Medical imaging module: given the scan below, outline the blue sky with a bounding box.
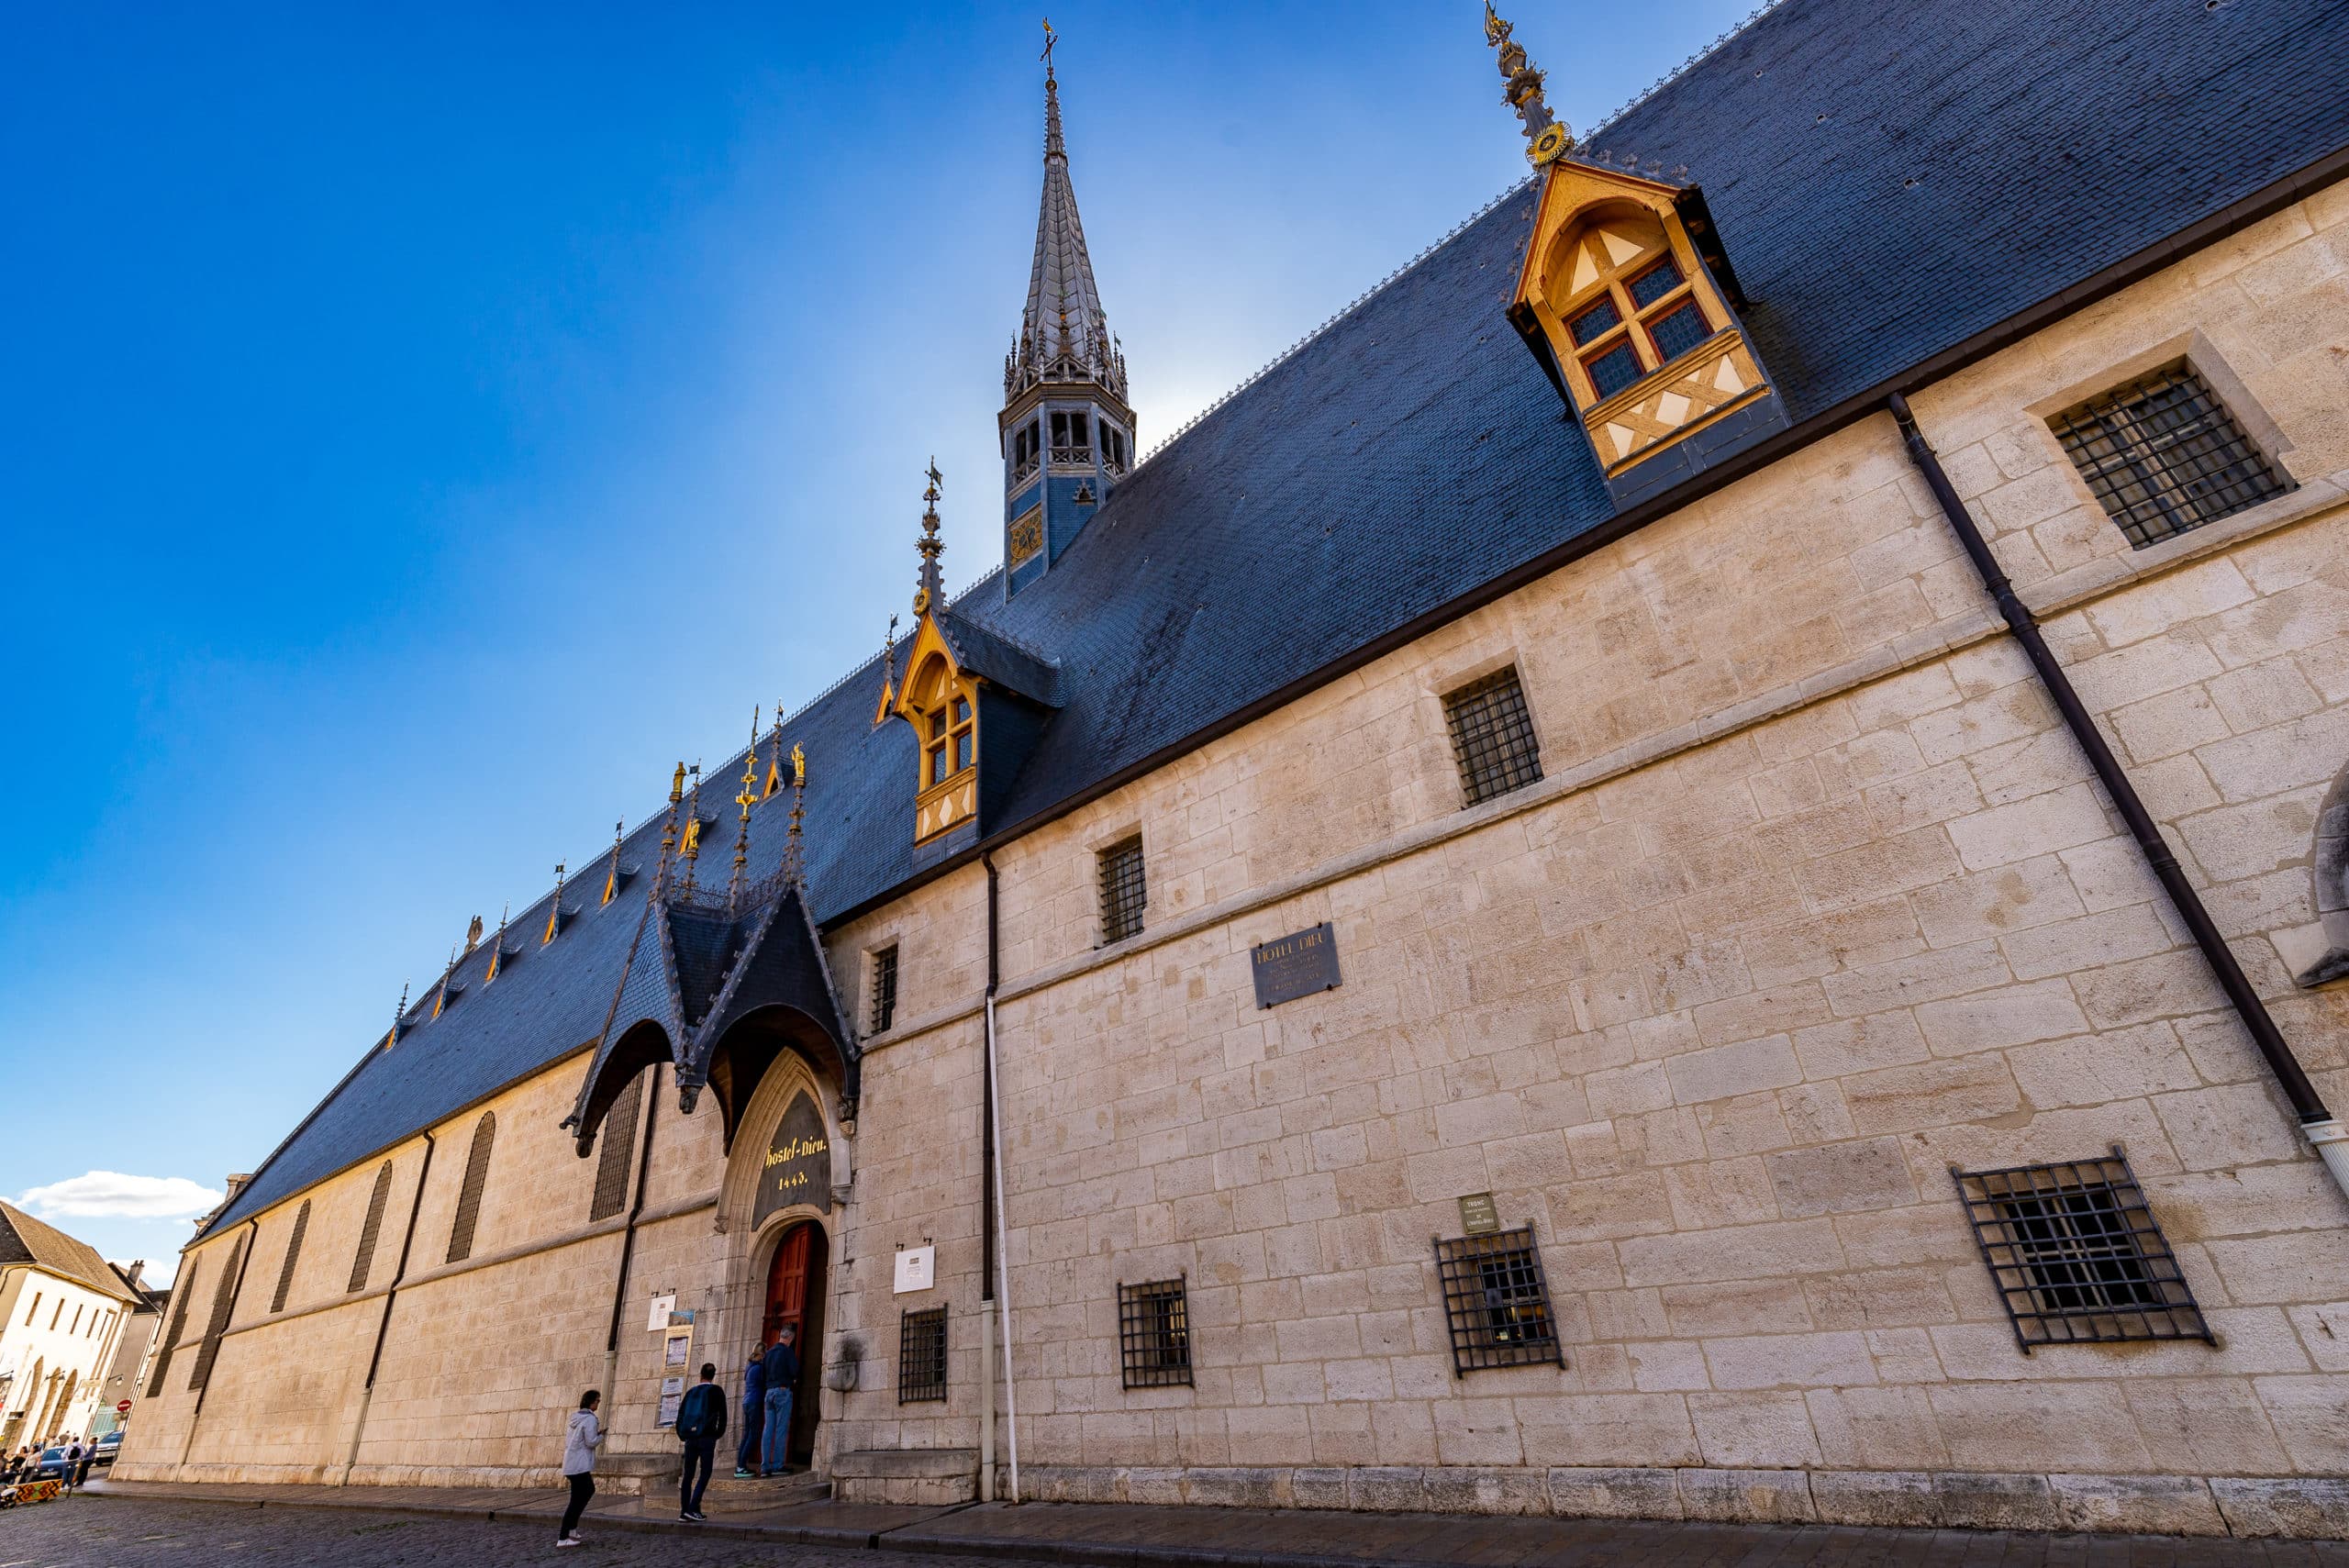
[0,1,1755,1278]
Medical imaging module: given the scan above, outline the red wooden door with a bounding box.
[763,1223,811,1348]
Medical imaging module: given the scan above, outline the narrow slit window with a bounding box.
[187,1232,248,1392]
[1954,1147,2211,1351]
[2049,362,2290,548]
[589,1071,645,1222]
[870,945,900,1035]
[1118,1277,1193,1388]
[1098,835,1146,946]
[1434,1227,1564,1374]
[447,1111,496,1263]
[898,1305,948,1403]
[148,1261,199,1395]
[1442,666,1543,806]
[349,1161,394,1293]
[269,1201,311,1314]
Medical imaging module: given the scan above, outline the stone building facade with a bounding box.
[116,0,2349,1540]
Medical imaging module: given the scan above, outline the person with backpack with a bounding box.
[674,1362,727,1521]
[732,1346,766,1478]
[757,1325,800,1478]
[60,1439,83,1495]
[556,1390,602,1548]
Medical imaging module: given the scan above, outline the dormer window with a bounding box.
[1555,216,1715,406]
[925,696,974,785]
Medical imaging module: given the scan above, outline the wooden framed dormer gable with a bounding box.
[890,611,981,844]
[1508,158,1780,487]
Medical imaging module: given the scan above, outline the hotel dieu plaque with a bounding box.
[1251,922,1341,1009]
[753,1091,832,1222]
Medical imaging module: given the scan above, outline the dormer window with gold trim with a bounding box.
[895,622,984,844]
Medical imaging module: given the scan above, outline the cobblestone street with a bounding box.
[5,1492,2349,1568]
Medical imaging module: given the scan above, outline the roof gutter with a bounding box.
[822,143,2349,932]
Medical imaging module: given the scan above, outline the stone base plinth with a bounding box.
[832,1448,976,1507]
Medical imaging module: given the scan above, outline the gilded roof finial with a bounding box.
[1484,3,1572,164]
[432,940,459,1019]
[1041,18,1063,159]
[485,903,509,983]
[603,819,625,905]
[655,762,685,895]
[679,763,705,896]
[783,743,809,888]
[874,614,900,719]
[729,708,760,914]
[386,981,409,1051]
[545,862,566,946]
[914,461,946,615]
[765,703,789,797]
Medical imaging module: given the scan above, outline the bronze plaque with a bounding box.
[752,1091,832,1224]
[1251,922,1341,1009]
[1458,1192,1500,1235]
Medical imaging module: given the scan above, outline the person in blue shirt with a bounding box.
[673,1363,727,1521]
[732,1347,767,1478]
[757,1325,800,1478]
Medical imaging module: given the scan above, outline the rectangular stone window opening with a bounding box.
[1442,666,1543,807]
[2049,361,2291,548]
[1953,1147,2212,1351]
[1118,1276,1193,1389]
[1433,1226,1564,1375]
[869,944,899,1035]
[898,1305,948,1403]
[1098,835,1146,946]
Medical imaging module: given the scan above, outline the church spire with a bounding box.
[1007,19,1125,404]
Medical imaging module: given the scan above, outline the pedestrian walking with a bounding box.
[732,1345,767,1478]
[556,1390,602,1548]
[674,1362,726,1521]
[72,1438,95,1490]
[60,1439,83,1494]
[757,1325,799,1478]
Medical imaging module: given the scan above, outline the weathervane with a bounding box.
[1041,16,1056,68]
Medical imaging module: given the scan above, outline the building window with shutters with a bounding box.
[350,1162,394,1293]
[447,1112,496,1263]
[270,1201,311,1314]
[589,1072,645,1222]
[1442,666,1543,806]
[2049,361,2291,548]
[870,944,900,1035]
[1098,835,1146,946]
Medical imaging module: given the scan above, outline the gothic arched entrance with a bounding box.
[759,1220,828,1470]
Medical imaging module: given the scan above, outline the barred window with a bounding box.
[870,945,900,1035]
[1954,1147,2211,1351]
[2050,362,2290,549]
[349,1161,394,1293]
[1118,1277,1192,1388]
[447,1112,496,1263]
[269,1201,311,1315]
[1442,667,1542,806]
[898,1305,948,1403]
[589,1071,645,1222]
[1434,1227,1564,1374]
[188,1233,248,1392]
[1098,836,1146,946]
[148,1259,198,1396]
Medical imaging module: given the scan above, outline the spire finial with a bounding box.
[1483,4,1572,164]
[545,862,566,945]
[1041,18,1063,159]
[603,819,624,906]
[431,940,458,1019]
[485,902,510,983]
[783,744,808,888]
[679,764,704,897]
[386,981,409,1050]
[729,708,760,914]
[915,461,946,614]
[656,762,685,897]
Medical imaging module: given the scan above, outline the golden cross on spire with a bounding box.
[1040,17,1056,67]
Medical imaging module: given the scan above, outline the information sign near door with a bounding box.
[1251,923,1341,1008]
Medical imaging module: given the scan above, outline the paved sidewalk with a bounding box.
[80,1477,2349,1566]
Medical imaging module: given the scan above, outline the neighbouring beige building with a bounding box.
[117,0,2349,1540]
[0,1204,143,1451]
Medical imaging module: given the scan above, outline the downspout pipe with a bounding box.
[1887,395,2349,1192]
[981,855,1020,1503]
[343,1129,436,1481]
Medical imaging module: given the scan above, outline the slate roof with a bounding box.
[0,1203,142,1304]
[209,0,2349,1235]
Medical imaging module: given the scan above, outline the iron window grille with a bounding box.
[2050,362,2290,549]
[1118,1277,1194,1388]
[270,1201,310,1315]
[1953,1147,2211,1351]
[1434,1226,1564,1375]
[871,944,900,1034]
[447,1111,496,1263]
[350,1161,394,1292]
[187,1232,248,1392]
[898,1306,948,1403]
[589,1071,645,1222]
[147,1258,198,1396]
[1442,667,1544,807]
[1098,836,1147,946]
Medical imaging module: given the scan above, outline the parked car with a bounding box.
[92,1431,123,1466]
[31,1446,68,1481]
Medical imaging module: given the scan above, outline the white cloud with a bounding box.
[15,1172,223,1220]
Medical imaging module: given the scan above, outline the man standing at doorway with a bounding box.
[733,1344,766,1478]
[757,1325,799,1478]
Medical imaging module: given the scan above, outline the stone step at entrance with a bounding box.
[596,1451,682,1497]
[652,1468,832,1516]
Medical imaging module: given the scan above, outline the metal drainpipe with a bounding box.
[981,854,1020,1502]
[342,1129,436,1481]
[1887,394,2349,1193]
[603,1063,664,1404]
[979,857,998,1501]
[176,1218,257,1468]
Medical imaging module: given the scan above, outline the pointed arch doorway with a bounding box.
[759,1220,827,1471]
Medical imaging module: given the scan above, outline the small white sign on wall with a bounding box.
[646,1292,677,1331]
[893,1245,935,1295]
